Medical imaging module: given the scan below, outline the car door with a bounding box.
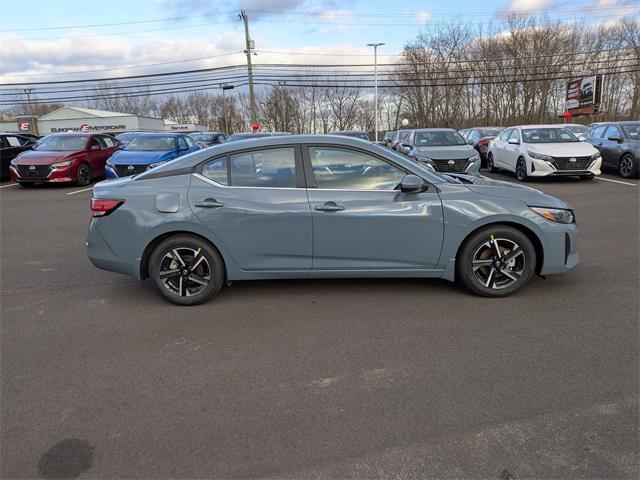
[600,125,624,167]
[303,145,444,271]
[587,124,608,161]
[492,128,512,167]
[502,129,521,172]
[189,145,312,272]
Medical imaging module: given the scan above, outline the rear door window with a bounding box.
[230,147,296,188]
[202,157,228,185]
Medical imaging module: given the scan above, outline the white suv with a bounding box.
[487,125,602,181]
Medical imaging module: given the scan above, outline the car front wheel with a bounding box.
[76,163,91,186]
[618,154,638,179]
[515,157,529,182]
[149,234,225,306]
[457,225,536,297]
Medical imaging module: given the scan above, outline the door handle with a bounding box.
[195,198,225,208]
[315,202,345,212]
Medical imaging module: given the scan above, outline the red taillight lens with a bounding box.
[90,198,124,217]
[478,139,491,145]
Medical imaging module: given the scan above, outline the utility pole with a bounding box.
[24,88,39,136]
[221,84,234,134]
[367,43,384,142]
[240,10,257,127]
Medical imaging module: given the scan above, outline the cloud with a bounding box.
[507,0,556,13]
[416,12,431,24]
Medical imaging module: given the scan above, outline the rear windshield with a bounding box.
[192,133,215,142]
[522,128,579,143]
[125,136,176,151]
[35,136,88,151]
[477,128,502,137]
[414,131,466,146]
[115,132,138,141]
[622,123,640,139]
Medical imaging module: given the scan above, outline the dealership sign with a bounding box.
[51,124,127,133]
[565,75,602,110]
[19,121,30,131]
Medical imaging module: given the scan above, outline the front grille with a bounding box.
[552,156,591,171]
[432,158,467,172]
[114,165,148,177]
[17,165,50,178]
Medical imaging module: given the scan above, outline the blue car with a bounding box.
[105,133,200,179]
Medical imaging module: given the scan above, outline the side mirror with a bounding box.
[400,145,411,154]
[607,135,622,143]
[400,174,427,193]
[90,144,101,151]
[507,138,520,145]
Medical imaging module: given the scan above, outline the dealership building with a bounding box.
[0,106,205,135]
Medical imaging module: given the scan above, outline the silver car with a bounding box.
[87,135,579,305]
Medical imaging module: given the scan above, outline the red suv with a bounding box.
[9,133,120,186]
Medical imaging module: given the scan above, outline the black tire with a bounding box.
[579,175,595,181]
[456,225,536,297]
[149,234,225,306]
[515,157,529,182]
[76,163,91,186]
[618,154,639,179]
[487,152,497,173]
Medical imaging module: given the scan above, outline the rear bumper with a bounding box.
[86,219,141,278]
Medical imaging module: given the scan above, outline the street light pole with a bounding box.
[366,43,384,142]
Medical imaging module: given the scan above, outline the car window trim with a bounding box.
[301,143,435,193]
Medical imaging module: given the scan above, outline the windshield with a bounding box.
[563,125,588,134]
[125,136,176,151]
[116,132,138,141]
[414,131,466,146]
[477,128,502,138]
[522,128,579,143]
[622,123,640,140]
[35,135,88,151]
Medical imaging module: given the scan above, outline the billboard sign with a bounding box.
[565,75,602,110]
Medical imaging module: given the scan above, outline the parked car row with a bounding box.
[380,120,639,180]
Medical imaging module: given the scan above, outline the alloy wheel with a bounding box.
[472,236,525,289]
[159,247,211,297]
[516,159,527,181]
[77,164,90,186]
[619,155,634,178]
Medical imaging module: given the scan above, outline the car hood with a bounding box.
[414,145,477,159]
[110,150,175,165]
[14,150,82,165]
[448,174,572,209]
[524,142,597,157]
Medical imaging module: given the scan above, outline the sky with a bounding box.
[0,0,638,82]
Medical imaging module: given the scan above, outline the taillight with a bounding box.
[478,139,491,145]
[90,198,124,217]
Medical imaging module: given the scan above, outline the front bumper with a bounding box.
[9,164,76,183]
[538,221,579,275]
[528,157,601,177]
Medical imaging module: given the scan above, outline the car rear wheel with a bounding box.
[515,157,529,182]
[618,154,638,179]
[487,153,497,173]
[457,225,536,297]
[149,235,225,306]
[76,163,91,186]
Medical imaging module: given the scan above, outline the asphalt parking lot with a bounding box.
[1,171,638,479]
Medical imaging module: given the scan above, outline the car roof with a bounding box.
[135,132,183,137]
[515,125,570,129]
[412,128,458,132]
[328,130,368,134]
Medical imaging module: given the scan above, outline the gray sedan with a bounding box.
[87,135,579,305]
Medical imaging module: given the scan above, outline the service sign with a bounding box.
[565,75,601,110]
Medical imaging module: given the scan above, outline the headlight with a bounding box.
[528,151,554,162]
[530,207,575,224]
[467,154,480,163]
[148,161,167,169]
[50,160,72,169]
[590,152,601,161]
